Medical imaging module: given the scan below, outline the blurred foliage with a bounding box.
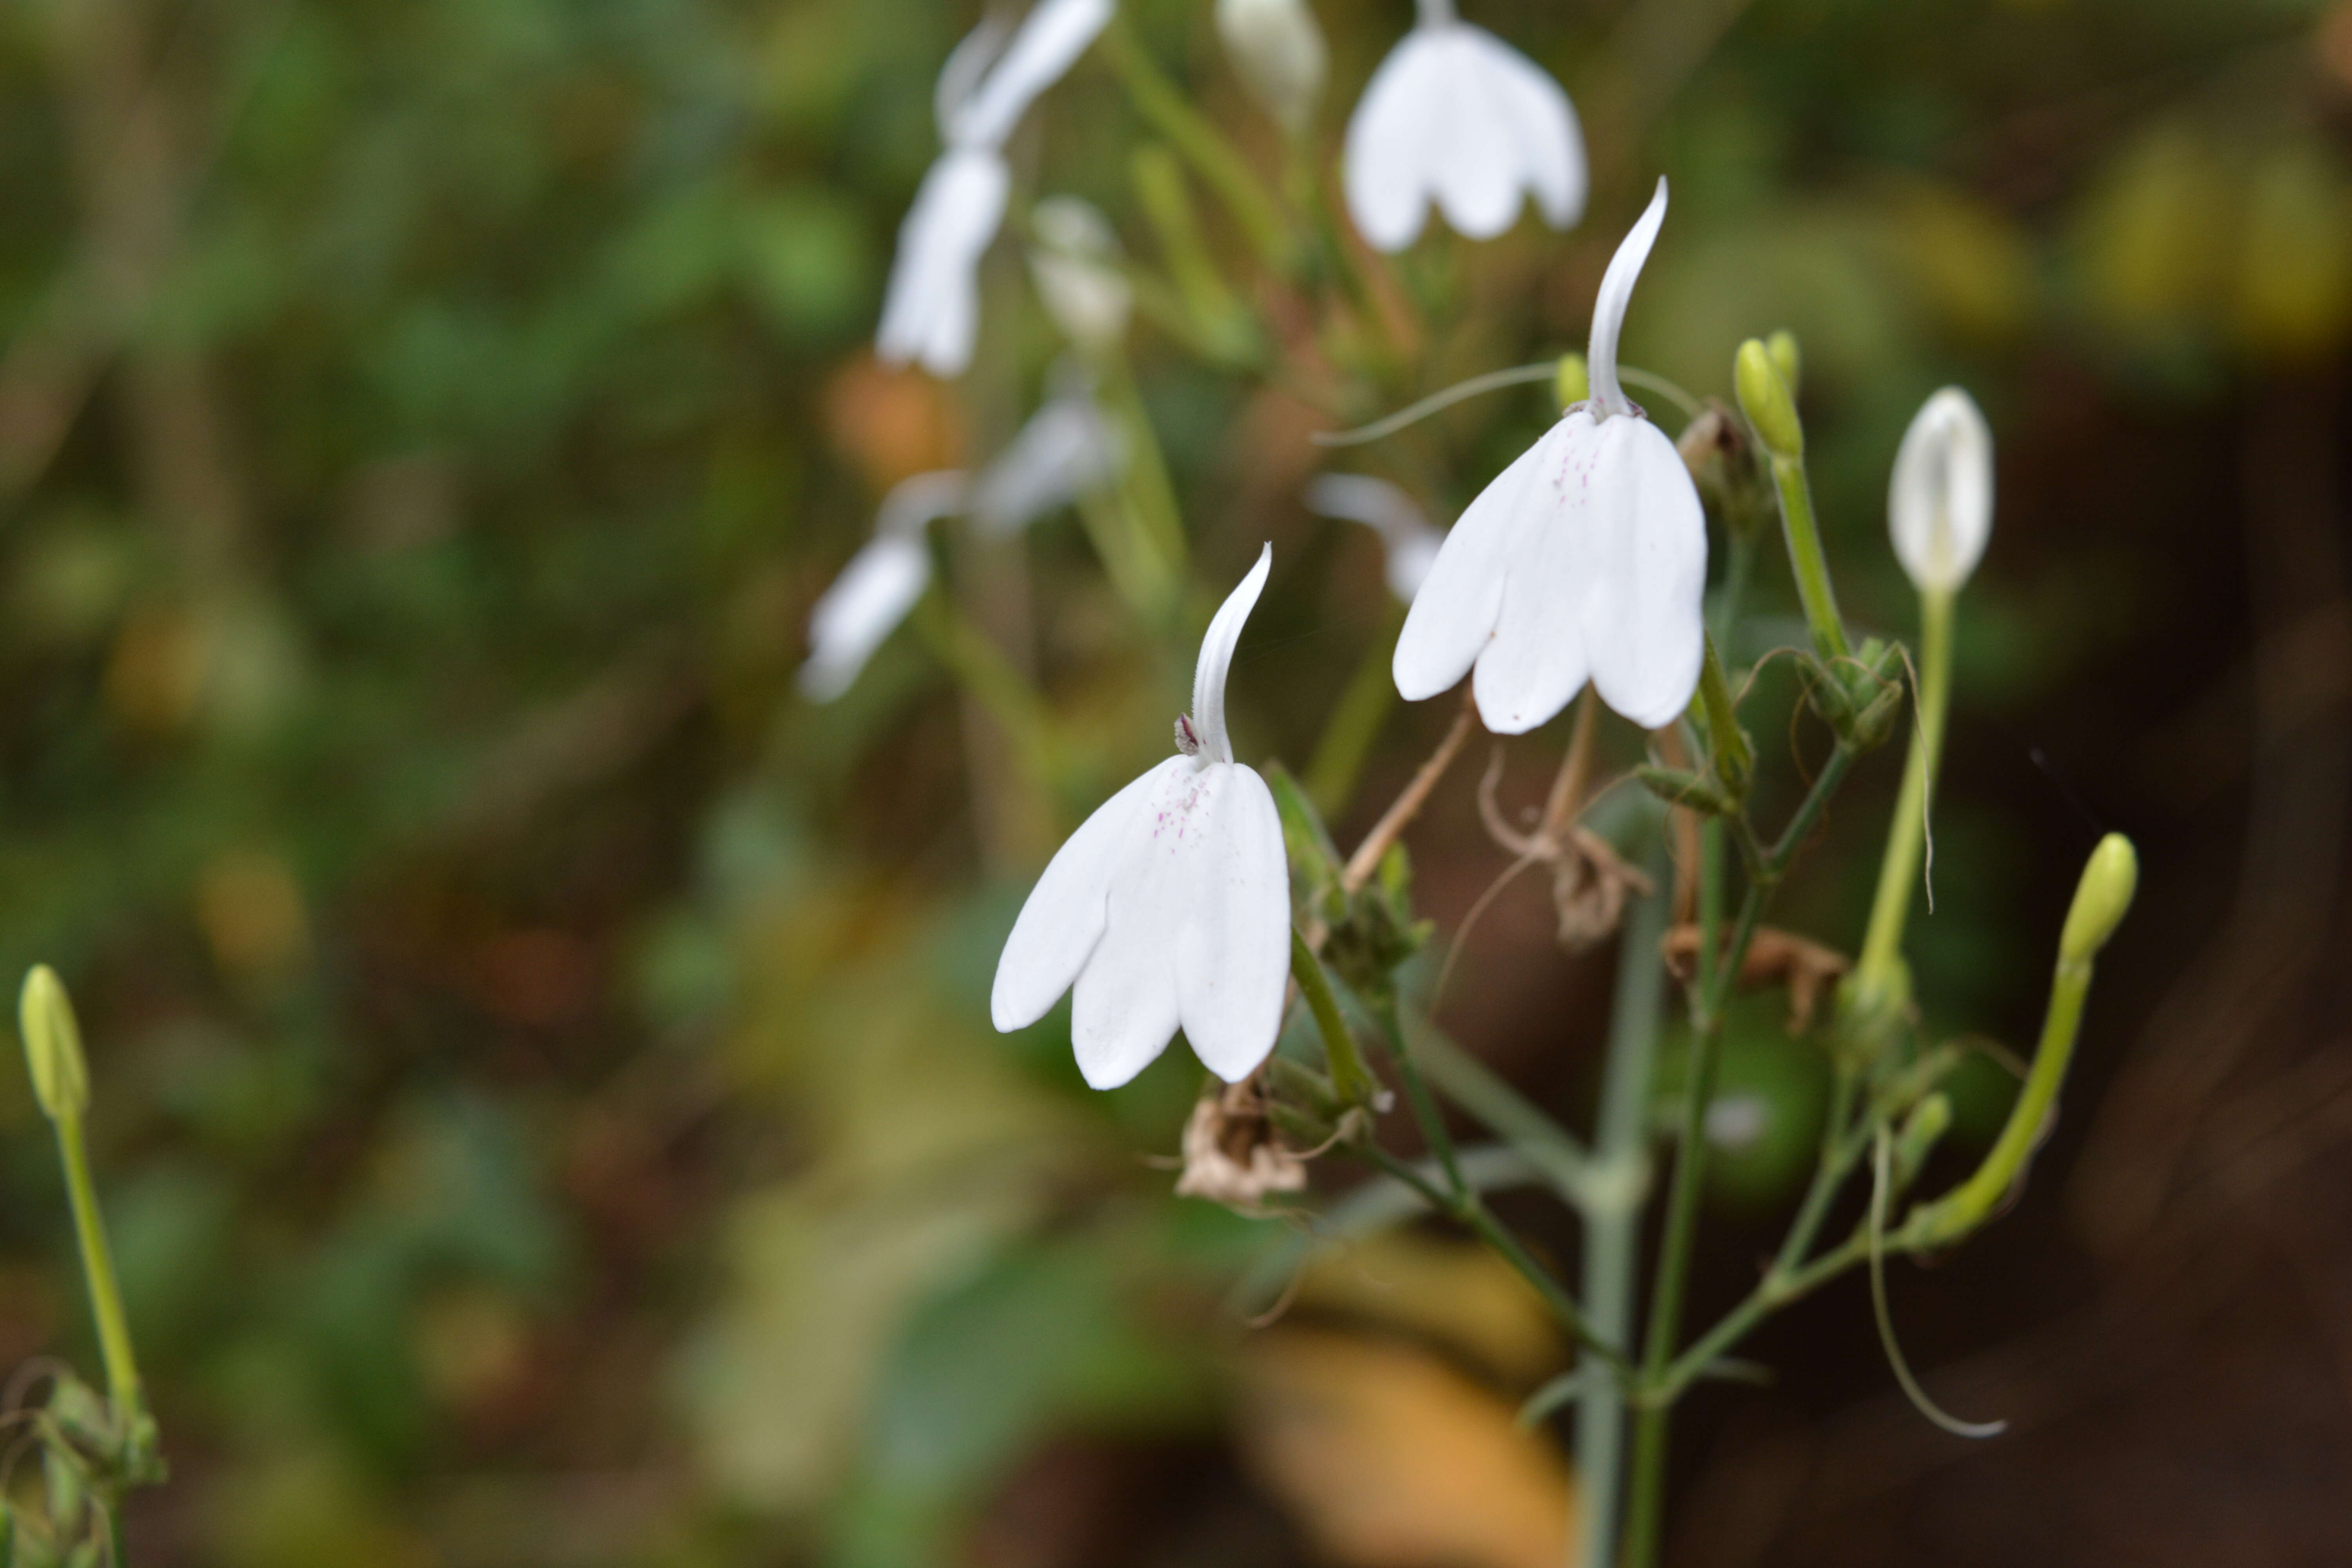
[0,0,2341,1563]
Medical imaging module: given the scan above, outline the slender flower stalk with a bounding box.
[1852,389,1994,1018]
[1393,180,1707,733]
[993,548,1292,1088]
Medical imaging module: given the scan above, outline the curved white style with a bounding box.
[1342,0,1585,252]
[1392,179,1707,733]
[876,0,1113,376]
[1303,473,1443,603]
[992,547,1291,1090]
[1889,387,1993,594]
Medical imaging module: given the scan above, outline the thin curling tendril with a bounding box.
[1314,363,1703,447]
[1869,1124,2007,1439]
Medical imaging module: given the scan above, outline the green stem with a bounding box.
[1767,450,1850,663]
[912,595,1063,801]
[54,1115,140,1411]
[1290,932,1374,1107]
[1412,1020,1593,1205]
[1096,20,1291,273]
[1303,610,1403,821]
[1770,1066,1862,1280]
[1097,354,1190,585]
[1852,586,1954,1010]
[1574,857,1671,1568]
[1904,946,2097,1249]
[1374,993,1465,1201]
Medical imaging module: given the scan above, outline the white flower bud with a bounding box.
[1026,196,1131,353]
[1888,388,1993,594]
[1216,0,1327,136]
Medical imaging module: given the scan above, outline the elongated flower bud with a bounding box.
[1734,339,1802,459]
[1553,352,1588,410]
[1766,328,1802,398]
[20,965,89,1122]
[2059,833,2138,965]
[1216,0,1326,136]
[1889,387,1993,593]
[1027,196,1131,353]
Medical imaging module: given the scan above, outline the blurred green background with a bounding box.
[0,0,2347,1563]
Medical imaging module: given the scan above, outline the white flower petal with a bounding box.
[1392,430,1546,699]
[1472,417,1595,733]
[971,393,1122,535]
[1422,31,1534,242]
[797,533,933,703]
[1587,178,1668,417]
[1175,762,1290,1082]
[948,0,1113,151]
[1465,25,1584,229]
[1343,23,1583,252]
[1580,417,1707,729]
[935,13,1012,134]
[991,757,1171,1034]
[1342,31,1446,251]
[1889,386,1993,593]
[1192,544,1272,766]
[1304,474,1442,603]
[1216,0,1327,135]
[876,149,1009,377]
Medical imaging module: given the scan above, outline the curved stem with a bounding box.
[1766,450,1850,662]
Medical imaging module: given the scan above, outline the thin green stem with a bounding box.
[1766,451,1850,662]
[54,1116,140,1410]
[1378,998,1465,1201]
[1303,610,1403,821]
[1574,857,1671,1568]
[1771,1066,1861,1280]
[1291,932,1374,1107]
[913,594,1063,799]
[1097,354,1189,584]
[1412,1021,1593,1205]
[1096,20,1291,272]
[1853,586,1954,1010]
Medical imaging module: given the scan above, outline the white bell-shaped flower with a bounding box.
[1303,474,1443,603]
[992,547,1291,1090]
[875,0,1113,377]
[797,472,967,702]
[1026,197,1132,354]
[1342,0,1585,253]
[1216,0,1327,136]
[1392,180,1706,733]
[970,374,1124,535]
[1888,387,1993,594]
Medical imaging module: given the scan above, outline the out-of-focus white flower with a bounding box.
[1216,0,1327,136]
[876,0,1114,377]
[992,546,1290,1090]
[971,377,1124,535]
[1888,387,1993,595]
[1393,179,1706,733]
[1342,0,1584,253]
[1027,197,1132,354]
[1303,473,1443,603]
[797,471,968,702]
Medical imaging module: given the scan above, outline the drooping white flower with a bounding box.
[1392,179,1706,733]
[797,471,967,702]
[1303,473,1443,603]
[1216,0,1327,136]
[970,373,1124,535]
[1342,0,1585,253]
[875,0,1114,377]
[1888,387,1993,594]
[993,546,1290,1090]
[1026,197,1132,354]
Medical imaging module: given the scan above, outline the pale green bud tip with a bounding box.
[1553,352,1588,411]
[20,964,89,1122]
[1765,329,1801,397]
[1900,1091,1952,1149]
[1734,339,1802,458]
[2059,833,2138,964]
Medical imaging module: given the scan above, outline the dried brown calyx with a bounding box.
[1176,1073,1310,1207]
[1661,923,1851,1032]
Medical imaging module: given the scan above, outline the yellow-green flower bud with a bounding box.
[1766,328,1802,398]
[2059,833,2138,965]
[1553,352,1588,411]
[1734,338,1802,459]
[1891,1091,1952,1191]
[19,965,88,1123]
